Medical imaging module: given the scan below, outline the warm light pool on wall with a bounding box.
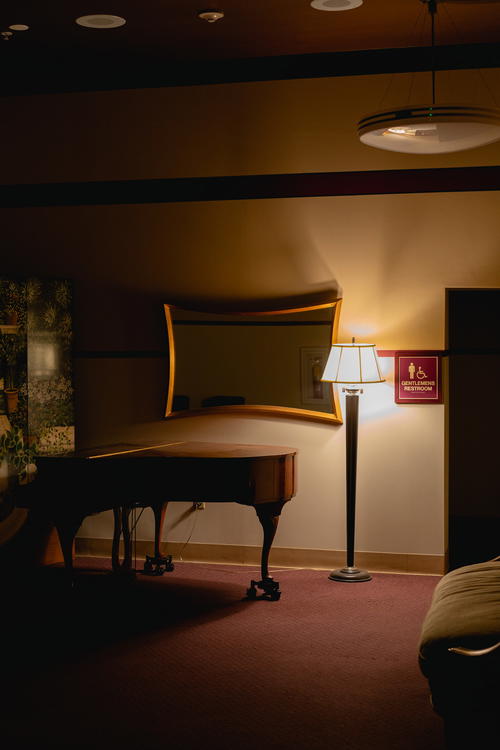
[358,0,500,154]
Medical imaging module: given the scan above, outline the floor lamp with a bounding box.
[322,338,385,582]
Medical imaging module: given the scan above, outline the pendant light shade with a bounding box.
[357,0,500,155]
[358,104,500,154]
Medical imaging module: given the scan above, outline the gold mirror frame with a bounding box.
[164,292,343,424]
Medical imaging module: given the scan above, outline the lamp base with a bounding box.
[329,566,372,582]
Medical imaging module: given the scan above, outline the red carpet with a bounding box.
[1,560,444,749]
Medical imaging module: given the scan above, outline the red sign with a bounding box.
[395,352,442,404]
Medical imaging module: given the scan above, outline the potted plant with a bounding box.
[1,279,22,326]
[0,332,21,413]
[0,426,37,486]
[0,427,38,553]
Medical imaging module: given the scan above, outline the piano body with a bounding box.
[18,441,297,600]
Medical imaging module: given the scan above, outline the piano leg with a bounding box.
[54,516,82,586]
[111,507,134,575]
[142,502,174,576]
[121,506,133,571]
[247,501,285,601]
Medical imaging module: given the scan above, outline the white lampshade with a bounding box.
[321,341,385,384]
[358,104,500,154]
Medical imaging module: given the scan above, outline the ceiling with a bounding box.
[2,0,500,95]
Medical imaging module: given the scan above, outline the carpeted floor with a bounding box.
[1,559,444,750]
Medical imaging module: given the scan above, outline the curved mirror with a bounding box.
[164,296,342,424]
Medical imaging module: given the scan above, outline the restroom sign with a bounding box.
[395,352,442,404]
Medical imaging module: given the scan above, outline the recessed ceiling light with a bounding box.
[75,15,126,29]
[9,24,30,31]
[310,0,363,11]
[197,9,225,23]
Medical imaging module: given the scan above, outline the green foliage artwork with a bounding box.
[0,277,75,539]
[25,278,74,454]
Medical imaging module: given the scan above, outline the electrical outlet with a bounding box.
[193,502,205,510]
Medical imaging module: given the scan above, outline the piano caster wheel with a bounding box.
[246,584,257,600]
[142,554,175,576]
[246,577,281,601]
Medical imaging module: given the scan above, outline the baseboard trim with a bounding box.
[76,538,444,575]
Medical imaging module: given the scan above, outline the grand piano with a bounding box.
[18,441,297,600]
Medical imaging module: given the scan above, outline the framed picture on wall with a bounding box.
[300,347,331,407]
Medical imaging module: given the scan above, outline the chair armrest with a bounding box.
[448,640,500,657]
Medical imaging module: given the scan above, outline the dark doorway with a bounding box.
[447,288,500,570]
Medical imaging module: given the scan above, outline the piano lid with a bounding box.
[82,441,297,460]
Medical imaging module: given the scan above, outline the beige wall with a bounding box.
[3,70,500,183]
[2,69,500,557]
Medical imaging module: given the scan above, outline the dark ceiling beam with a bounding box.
[2,166,500,207]
[3,42,500,96]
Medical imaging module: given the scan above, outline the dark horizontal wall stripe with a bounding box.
[75,347,500,360]
[378,349,500,357]
[74,350,167,359]
[5,42,500,95]
[3,166,500,208]
[377,350,446,358]
[448,348,500,355]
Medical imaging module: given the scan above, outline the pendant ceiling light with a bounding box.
[358,0,500,154]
